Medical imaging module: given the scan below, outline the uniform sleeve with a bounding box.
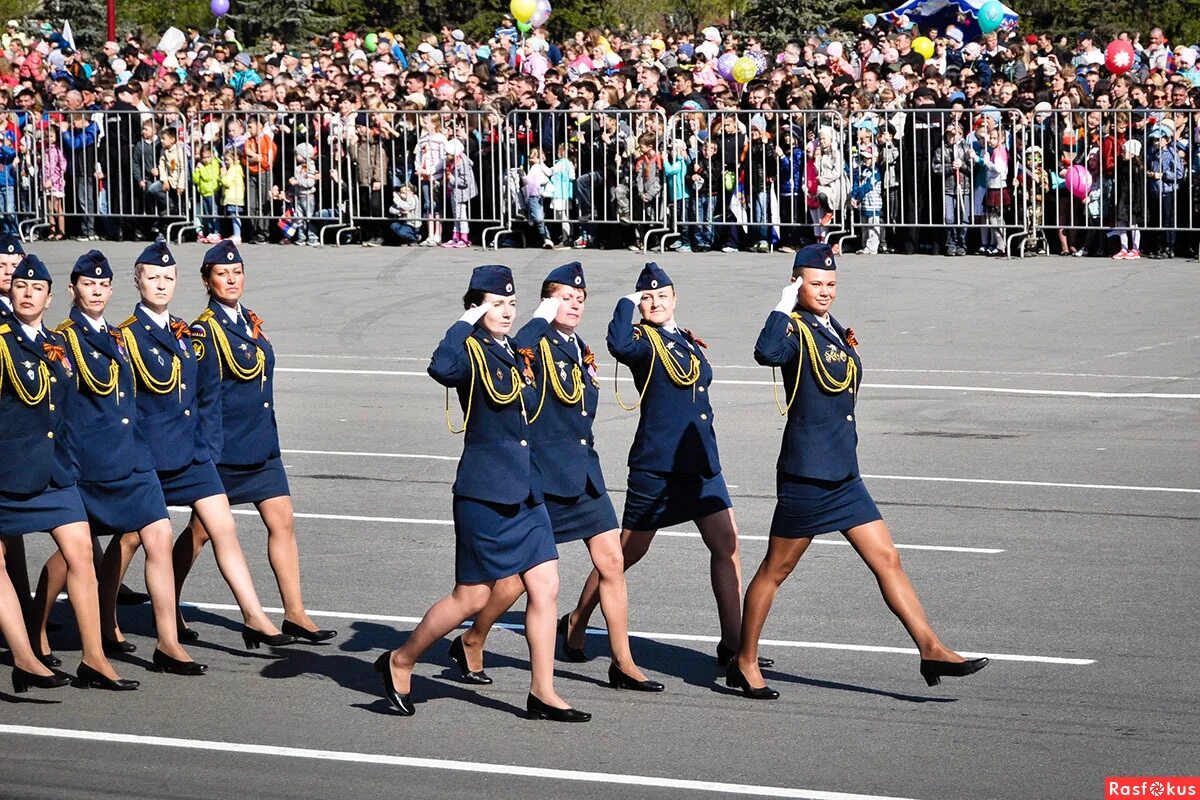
[427,321,475,387]
[510,317,550,352]
[192,323,224,461]
[754,311,801,368]
[606,297,652,365]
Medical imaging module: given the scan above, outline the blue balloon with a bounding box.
[978,0,1005,33]
[863,13,877,28]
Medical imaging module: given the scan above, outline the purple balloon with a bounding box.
[717,52,738,80]
[211,0,230,16]
[748,50,769,74]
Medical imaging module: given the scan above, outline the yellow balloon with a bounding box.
[912,36,935,59]
[510,0,537,22]
[732,56,758,84]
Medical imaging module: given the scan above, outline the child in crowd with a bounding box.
[664,139,691,251]
[220,147,245,242]
[442,138,476,247]
[1145,125,1183,259]
[289,142,320,246]
[521,147,555,248]
[1111,139,1144,259]
[631,131,663,250]
[191,143,222,243]
[415,114,446,246]
[979,126,1009,255]
[549,142,575,247]
[39,121,67,239]
[153,126,187,217]
[1020,145,1050,256]
[933,125,972,256]
[131,118,160,237]
[690,138,719,252]
[386,183,421,245]
[850,124,882,254]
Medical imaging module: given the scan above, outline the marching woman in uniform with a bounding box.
[457,262,662,693]
[166,241,334,643]
[731,244,987,698]
[562,262,770,671]
[117,241,294,650]
[0,254,134,691]
[375,265,589,722]
[28,251,205,676]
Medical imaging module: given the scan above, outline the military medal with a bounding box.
[495,367,505,381]
[556,359,568,381]
[91,350,101,360]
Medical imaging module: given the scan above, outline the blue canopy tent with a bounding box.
[881,0,1019,41]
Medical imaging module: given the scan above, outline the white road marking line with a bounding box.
[163,508,999,553]
[278,449,1200,495]
[281,355,1199,381]
[274,367,1200,399]
[0,726,917,800]
[176,602,1094,666]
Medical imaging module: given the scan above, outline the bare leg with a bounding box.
[0,540,53,676]
[585,529,646,679]
[170,512,209,630]
[51,522,122,680]
[460,574,525,670]
[137,519,191,661]
[521,559,571,708]
[98,532,142,642]
[695,508,745,651]
[737,535,812,687]
[567,529,654,649]
[385,582,494,694]
[843,520,962,662]
[188,495,279,635]
[30,550,66,655]
[2,536,34,626]
[256,496,319,631]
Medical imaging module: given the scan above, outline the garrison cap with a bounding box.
[0,234,24,256]
[12,254,52,285]
[543,261,585,289]
[792,243,837,274]
[135,239,176,267]
[71,249,113,280]
[469,265,515,296]
[635,261,672,292]
[203,239,243,267]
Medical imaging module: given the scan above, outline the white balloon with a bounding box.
[531,0,551,26]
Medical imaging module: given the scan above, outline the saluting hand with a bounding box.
[623,292,645,305]
[533,297,561,322]
[775,280,801,313]
[459,304,490,325]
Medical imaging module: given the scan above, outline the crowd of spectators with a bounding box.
[1,15,1198,258]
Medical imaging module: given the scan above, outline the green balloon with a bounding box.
[364,32,379,52]
[517,20,532,33]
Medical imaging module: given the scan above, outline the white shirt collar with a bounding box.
[19,321,41,341]
[80,312,107,333]
[138,303,170,328]
[0,295,11,312]
[216,301,243,324]
[553,326,576,341]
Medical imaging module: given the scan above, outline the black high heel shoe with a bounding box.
[447,636,493,685]
[36,651,62,668]
[724,662,780,700]
[608,663,664,692]
[76,662,139,691]
[178,627,201,643]
[557,614,587,662]
[117,588,152,606]
[281,619,338,643]
[919,656,989,687]
[716,642,773,669]
[526,693,591,722]
[241,626,298,650]
[152,649,208,676]
[102,637,137,655]
[12,666,73,694]
[373,651,414,716]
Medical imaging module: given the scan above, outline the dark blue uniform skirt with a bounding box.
[218,456,291,506]
[621,468,733,531]
[157,459,227,507]
[0,485,87,536]
[77,469,170,536]
[452,496,558,584]
[769,474,882,538]
[545,485,620,544]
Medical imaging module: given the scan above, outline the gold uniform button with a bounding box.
[700,413,708,420]
[47,431,54,439]
[50,377,57,383]
[48,404,55,411]
[121,418,129,425]
[520,439,528,447]
[263,402,270,408]
[181,383,187,390]
[846,415,854,421]
[119,391,126,398]
[184,409,191,416]
[698,386,706,393]
[849,387,854,394]
[581,410,588,417]
[579,439,587,445]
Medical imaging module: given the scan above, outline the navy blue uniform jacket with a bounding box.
[429,320,543,506]
[753,309,862,482]
[191,299,281,466]
[56,307,156,482]
[606,297,721,476]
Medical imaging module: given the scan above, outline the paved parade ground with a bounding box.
[2,243,1197,800]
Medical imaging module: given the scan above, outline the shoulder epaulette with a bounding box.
[194,308,216,325]
[55,318,75,334]
[0,323,9,335]
[118,315,138,329]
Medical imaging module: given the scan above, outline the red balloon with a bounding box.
[1105,40,1135,75]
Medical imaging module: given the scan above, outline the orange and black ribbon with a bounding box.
[109,328,126,350]
[517,347,537,386]
[42,341,67,363]
[682,328,708,349]
[582,346,597,370]
[246,309,267,341]
[169,319,190,340]
[845,327,858,349]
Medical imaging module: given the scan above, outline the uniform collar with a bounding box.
[19,320,42,341]
[78,310,108,332]
[138,303,170,328]
[215,299,243,324]
[0,295,11,312]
